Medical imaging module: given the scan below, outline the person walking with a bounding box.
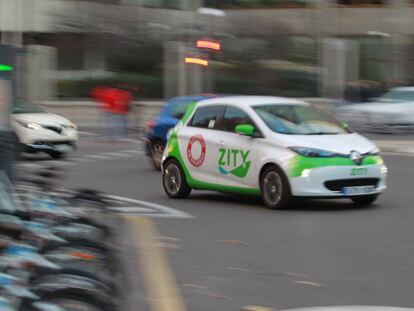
[114,84,132,139]
[91,84,132,141]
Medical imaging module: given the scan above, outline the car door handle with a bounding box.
[218,140,225,146]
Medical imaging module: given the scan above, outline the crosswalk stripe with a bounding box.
[85,155,116,160]
[121,149,144,154]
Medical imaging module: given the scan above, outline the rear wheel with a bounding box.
[150,141,164,171]
[162,159,191,198]
[260,165,292,209]
[351,194,378,206]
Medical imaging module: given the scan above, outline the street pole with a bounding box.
[0,0,24,181]
[0,45,18,181]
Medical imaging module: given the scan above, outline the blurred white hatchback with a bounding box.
[11,99,78,158]
[338,87,414,132]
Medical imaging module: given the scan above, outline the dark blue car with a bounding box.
[143,95,218,170]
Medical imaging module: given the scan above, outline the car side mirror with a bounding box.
[235,124,255,137]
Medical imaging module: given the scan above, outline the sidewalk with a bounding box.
[375,140,414,155]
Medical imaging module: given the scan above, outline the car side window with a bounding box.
[189,106,223,129]
[222,106,256,133]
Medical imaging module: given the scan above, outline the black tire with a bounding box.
[351,194,379,206]
[260,165,292,209]
[23,289,115,311]
[150,141,165,171]
[50,152,66,159]
[162,158,191,198]
[31,268,117,294]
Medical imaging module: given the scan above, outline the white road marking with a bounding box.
[293,280,322,287]
[15,163,42,169]
[85,155,116,160]
[122,149,144,154]
[241,306,274,311]
[109,152,136,158]
[54,161,75,166]
[78,131,97,136]
[106,194,194,219]
[103,152,130,157]
[110,207,154,213]
[75,158,94,163]
[15,185,194,219]
[119,138,141,144]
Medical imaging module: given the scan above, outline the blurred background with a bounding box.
[1,0,414,131]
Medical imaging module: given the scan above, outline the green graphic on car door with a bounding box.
[218,148,251,178]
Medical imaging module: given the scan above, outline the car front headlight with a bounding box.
[290,147,337,158]
[15,120,42,130]
[369,146,380,155]
[66,122,77,130]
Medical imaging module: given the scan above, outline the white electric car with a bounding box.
[162,96,387,209]
[11,99,78,159]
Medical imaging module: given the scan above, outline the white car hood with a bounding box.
[275,133,376,155]
[12,113,71,126]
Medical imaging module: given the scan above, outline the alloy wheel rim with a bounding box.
[164,164,181,195]
[263,171,282,205]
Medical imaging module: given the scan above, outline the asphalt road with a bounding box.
[18,139,414,311]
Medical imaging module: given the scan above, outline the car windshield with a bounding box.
[12,99,44,114]
[254,104,351,135]
[379,90,414,102]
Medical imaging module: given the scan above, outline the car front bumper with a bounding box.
[24,140,77,154]
[289,164,387,197]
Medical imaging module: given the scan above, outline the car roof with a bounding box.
[197,95,308,107]
[166,95,216,105]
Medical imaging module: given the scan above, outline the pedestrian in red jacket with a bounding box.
[91,85,132,141]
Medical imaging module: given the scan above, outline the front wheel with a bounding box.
[260,166,292,209]
[351,194,379,206]
[150,141,164,171]
[50,152,66,159]
[162,159,191,198]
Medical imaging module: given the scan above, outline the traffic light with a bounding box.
[0,64,13,72]
[0,45,15,79]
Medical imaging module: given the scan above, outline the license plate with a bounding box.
[55,144,73,153]
[342,186,375,195]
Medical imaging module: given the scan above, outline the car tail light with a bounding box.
[146,120,156,132]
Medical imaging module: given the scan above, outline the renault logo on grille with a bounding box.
[350,150,363,165]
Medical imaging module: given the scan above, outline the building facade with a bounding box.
[1,0,414,98]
